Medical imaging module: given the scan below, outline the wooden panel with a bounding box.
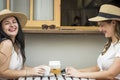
[6,0,10,9]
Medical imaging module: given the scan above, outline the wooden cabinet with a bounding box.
[6,0,60,27]
[1,0,115,34]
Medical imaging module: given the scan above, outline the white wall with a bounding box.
[25,34,106,69]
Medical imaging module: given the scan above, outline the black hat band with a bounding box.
[98,12,120,18]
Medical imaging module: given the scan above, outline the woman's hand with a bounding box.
[65,67,81,77]
[28,65,46,76]
[33,66,45,76]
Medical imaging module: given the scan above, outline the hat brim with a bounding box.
[0,12,27,27]
[88,16,110,22]
[88,16,120,22]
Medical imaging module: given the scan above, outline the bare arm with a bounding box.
[0,40,28,78]
[66,57,120,80]
[0,40,45,79]
[79,57,120,79]
[78,65,100,72]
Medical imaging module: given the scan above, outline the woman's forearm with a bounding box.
[0,66,35,79]
[78,71,115,80]
[78,65,100,72]
[0,69,26,79]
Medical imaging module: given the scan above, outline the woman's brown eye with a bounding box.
[13,20,17,23]
[5,22,10,25]
[13,21,17,23]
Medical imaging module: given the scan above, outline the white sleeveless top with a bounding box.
[9,47,23,70]
[0,47,23,80]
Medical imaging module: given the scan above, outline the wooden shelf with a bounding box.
[22,26,101,34]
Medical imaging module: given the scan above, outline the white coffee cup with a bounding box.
[42,66,51,76]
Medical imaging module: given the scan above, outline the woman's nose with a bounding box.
[10,23,14,27]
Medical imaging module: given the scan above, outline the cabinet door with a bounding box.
[10,0,30,20]
[34,0,54,21]
[61,0,101,26]
[0,0,6,11]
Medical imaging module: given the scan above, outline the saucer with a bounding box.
[43,73,54,77]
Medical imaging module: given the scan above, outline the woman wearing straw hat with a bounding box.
[0,9,46,79]
[66,4,120,80]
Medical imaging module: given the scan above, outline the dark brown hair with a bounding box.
[0,17,26,64]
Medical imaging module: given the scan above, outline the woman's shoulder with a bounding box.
[0,39,13,46]
[114,40,120,49]
[0,39,13,56]
[0,39,13,66]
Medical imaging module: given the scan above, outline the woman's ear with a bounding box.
[111,20,116,26]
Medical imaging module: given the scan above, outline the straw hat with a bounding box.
[0,9,27,27]
[88,4,120,22]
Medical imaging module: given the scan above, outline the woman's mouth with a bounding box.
[8,28,16,32]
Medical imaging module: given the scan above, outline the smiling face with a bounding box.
[1,16,19,40]
[98,20,116,38]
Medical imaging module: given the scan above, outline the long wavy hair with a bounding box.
[0,17,26,64]
[102,20,120,54]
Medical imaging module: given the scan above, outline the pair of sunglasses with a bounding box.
[42,24,56,29]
